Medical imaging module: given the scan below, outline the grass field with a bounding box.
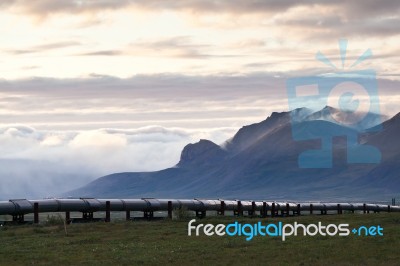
[1,212,400,265]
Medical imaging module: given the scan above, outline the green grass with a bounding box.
[1,213,400,265]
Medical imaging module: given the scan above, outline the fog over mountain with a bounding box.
[0,125,236,200]
[68,106,400,201]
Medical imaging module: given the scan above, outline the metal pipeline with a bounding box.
[0,198,399,216]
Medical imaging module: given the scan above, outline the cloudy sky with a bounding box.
[1,0,400,199]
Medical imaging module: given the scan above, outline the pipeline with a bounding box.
[1,198,399,223]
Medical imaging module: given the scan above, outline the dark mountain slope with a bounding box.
[66,108,400,201]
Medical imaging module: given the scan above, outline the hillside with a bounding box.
[66,107,400,200]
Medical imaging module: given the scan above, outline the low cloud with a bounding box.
[0,124,237,200]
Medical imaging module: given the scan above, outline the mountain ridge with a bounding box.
[66,107,400,201]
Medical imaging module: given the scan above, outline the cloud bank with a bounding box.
[0,124,237,200]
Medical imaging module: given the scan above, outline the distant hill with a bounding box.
[66,107,400,201]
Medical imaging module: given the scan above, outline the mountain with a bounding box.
[178,139,227,167]
[66,107,400,201]
[303,106,386,131]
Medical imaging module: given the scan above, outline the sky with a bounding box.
[0,0,400,199]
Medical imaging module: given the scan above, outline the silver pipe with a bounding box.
[0,198,399,215]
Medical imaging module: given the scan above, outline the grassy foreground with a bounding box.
[1,213,400,265]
